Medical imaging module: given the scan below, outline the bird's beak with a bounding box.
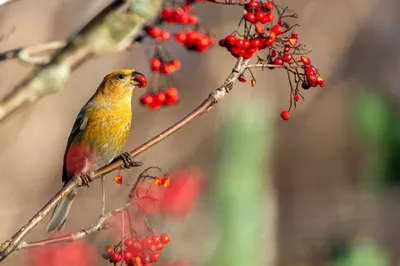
[131,71,147,88]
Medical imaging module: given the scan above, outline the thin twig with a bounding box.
[0,56,250,262]
[0,41,66,64]
[206,0,250,5]
[15,201,134,250]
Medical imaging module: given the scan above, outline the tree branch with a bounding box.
[0,55,250,262]
[16,201,134,250]
[0,41,66,65]
[206,0,249,5]
[0,0,162,123]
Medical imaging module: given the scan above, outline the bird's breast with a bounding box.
[80,104,132,167]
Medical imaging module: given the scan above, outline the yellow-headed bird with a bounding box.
[46,69,147,233]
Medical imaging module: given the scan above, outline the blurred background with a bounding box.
[0,0,399,265]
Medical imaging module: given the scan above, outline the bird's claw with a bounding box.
[120,152,143,169]
[77,173,93,187]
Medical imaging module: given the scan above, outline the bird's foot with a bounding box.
[119,152,143,169]
[77,173,93,187]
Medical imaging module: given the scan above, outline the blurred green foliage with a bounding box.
[353,90,400,191]
[332,239,388,266]
[208,101,271,266]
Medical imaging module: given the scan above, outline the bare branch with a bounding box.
[206,0,249,5]
[16,202,134,250]
[0,41,66,65]
[0,0,163,123]
[0,55,250,262]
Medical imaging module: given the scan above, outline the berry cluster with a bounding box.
[138,0,212,111]
[140,87,179,110]
[175,31,215,53]
[150,59,181,75]
[218,0,324,121]
[102,233,171,266]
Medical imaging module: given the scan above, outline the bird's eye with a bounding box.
[118,74,126,80]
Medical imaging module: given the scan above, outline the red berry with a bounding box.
[150,58,161,72]
[148,27,162,38]
[294,93,300,102]
[244,12,256,23]
[264,36,274,46]
[273,57,284,65]
[102,245,114,259]
[112,252,122,263]
[271,24,283,35]
[161,8,173,20]
[175,32,187,43]
[283,53,292,62]
[280,110,290,121]
[271,49,277,57]
[142,256,151,264]
[141,93,155,106]
[238,75,247,83]
[136,251,145,260]
[187,15,198,24]
[124,238,134,247]
[151,235,161,245]
[155,91,167,105]
[124,250,134,262]
[218,38,226,47]
[265,11,275,22]
[142,237,153,249]
[150,252,160,263]
[165,88,179,105]
[225,34,236,46]
[160,233,170,244]
[316,76,325,87]
[155,243,164,251]
[161,31,171,41]
[300,56,312,65]
[255,23,264,34]
[171,59,181,70]
[255,12,266,23]
[265,1,274,10]
[247,0,260,10]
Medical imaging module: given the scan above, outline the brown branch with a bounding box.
[247,63,302,70]
[0,0,163,123]
[16,202,134,250]
[0,56,250,262]
[206,0,250,5]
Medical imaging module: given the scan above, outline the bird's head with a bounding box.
[98,69,147,101]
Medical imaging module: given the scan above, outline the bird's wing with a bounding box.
[62,107,89,183]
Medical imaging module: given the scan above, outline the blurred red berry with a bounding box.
[160,233,170,244]
[124,238,134,247]
[151,234,161,245]
[142,237,153,249]
[150,252,160,263]
[112,252,122,263]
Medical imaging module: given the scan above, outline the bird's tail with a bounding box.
[46,190,76,233]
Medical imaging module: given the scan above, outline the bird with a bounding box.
[46,69,147,233]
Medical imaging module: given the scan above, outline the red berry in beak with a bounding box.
[132,71,148,88]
